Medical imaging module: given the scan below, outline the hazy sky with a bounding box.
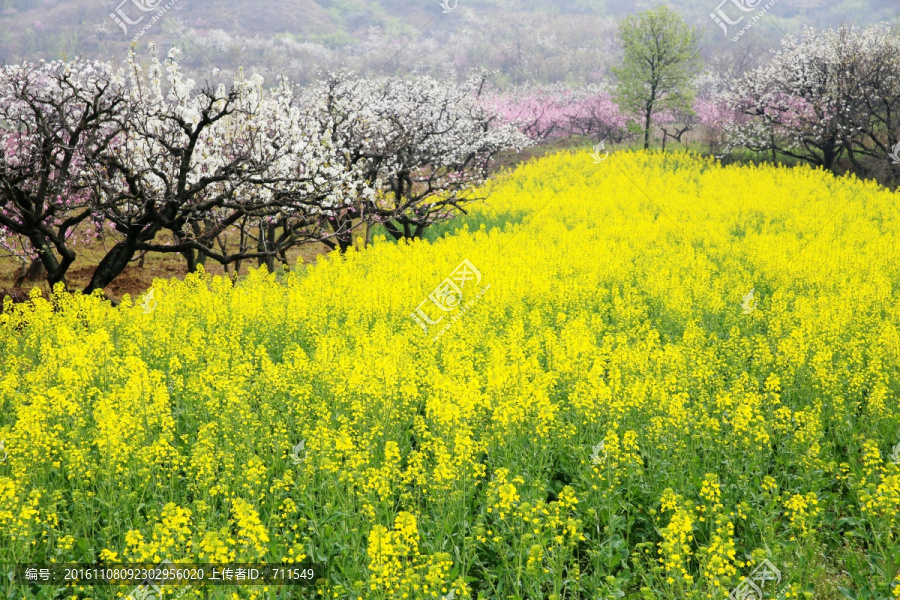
[1,0,897,68]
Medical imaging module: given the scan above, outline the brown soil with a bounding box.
[0,138,588,304]
[0,234,333,303]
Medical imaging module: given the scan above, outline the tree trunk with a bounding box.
[822,143,838,172]
[382,220,405,241]
[643,105,653,150]
[194,220,211,268]
[14,259,46,289]
[257,221,276,272]
[326,216,355,252]
[28,238,71,289]
[336,236,353,253]
[83,236,142,294]
[182,248,199,273]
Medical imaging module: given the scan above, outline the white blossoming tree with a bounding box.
[0,58,126,288]
[725,25,900,172]
[310,71,531,249]
[84,47,372,291]
[2,50,528,293]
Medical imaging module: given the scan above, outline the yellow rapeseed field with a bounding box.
[1,150,899,599]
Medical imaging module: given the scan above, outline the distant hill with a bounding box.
[1,0,897,79]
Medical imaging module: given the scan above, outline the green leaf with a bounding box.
[836,585,857,600]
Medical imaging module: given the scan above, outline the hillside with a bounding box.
[1,0,897,77]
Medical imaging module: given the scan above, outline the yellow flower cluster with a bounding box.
[486,468,523,521]
[658,492,696,587]
[783,493,822,540]
[698,473,724,521]
[698,516,738,594]
[230,499,270,560]
[124,503,193,562]
[0,478,41,541]
[659,478,742,594]
[857,441,900,537]
[366,511,454,598]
